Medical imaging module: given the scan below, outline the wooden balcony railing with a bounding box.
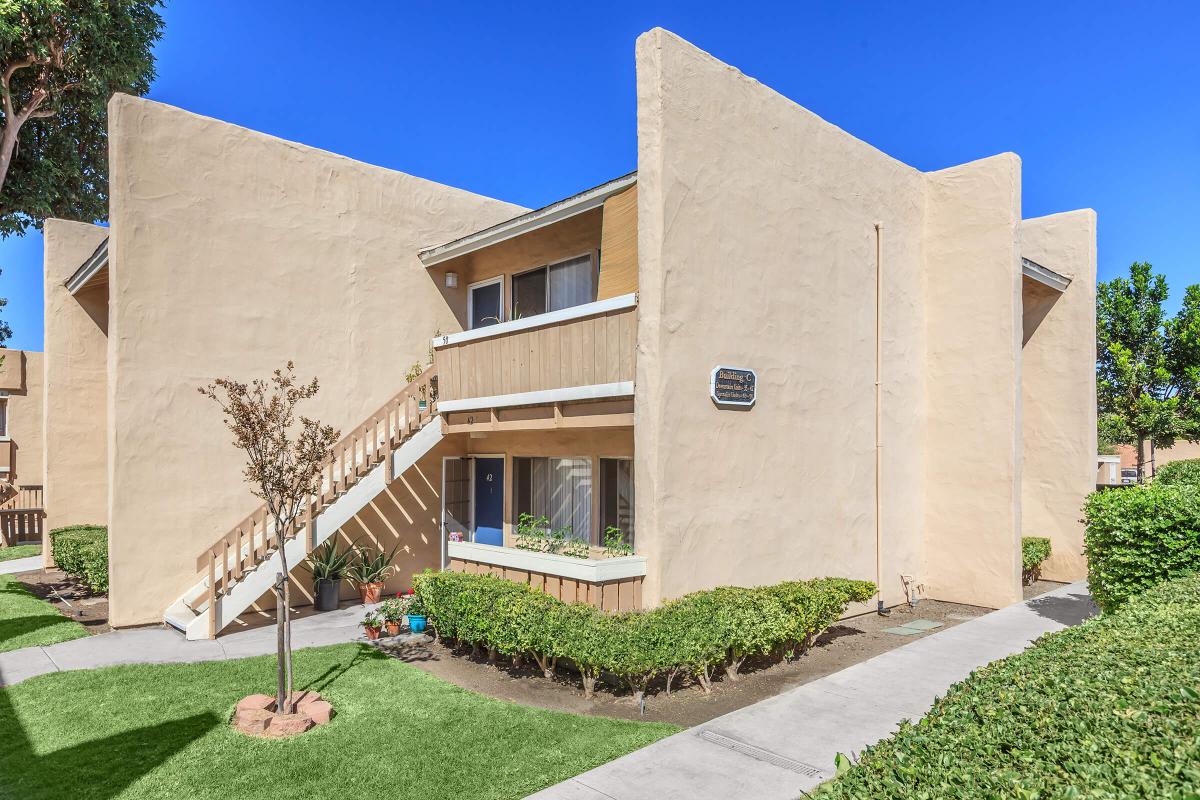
[193,365,438,637]
[1,484,43,510]
[0,483,44,547]
[433,293,637,405]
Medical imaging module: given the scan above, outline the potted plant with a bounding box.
[406,591,428,633]
[361,609,383,641]
[380,594,411,636]
[302,539,356,612]
[346,544,399,605]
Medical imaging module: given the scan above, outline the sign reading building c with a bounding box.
[710,366,757,408]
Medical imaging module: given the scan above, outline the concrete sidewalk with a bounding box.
[529,581,1096,800]
[0,601,408,686]
[0,556,42,575]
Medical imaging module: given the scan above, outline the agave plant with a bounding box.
[346,543,401,587]
[302,539,357,582]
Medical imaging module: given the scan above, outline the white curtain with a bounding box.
[548,255,595,312]
[531,457,592,542]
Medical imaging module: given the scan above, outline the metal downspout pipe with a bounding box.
[874,222,885,614]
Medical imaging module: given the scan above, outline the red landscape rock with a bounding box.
[304,699,335,725]
[266,713,315,737]
[232,692,334,738]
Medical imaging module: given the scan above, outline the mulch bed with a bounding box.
[16,567,111,635]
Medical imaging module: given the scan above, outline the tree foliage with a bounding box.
[200,363,338,714]
[1096,262,1200,479]
[0,0,163,236]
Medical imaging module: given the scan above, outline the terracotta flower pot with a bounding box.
[359,582,384,605]
[363,625,381,641]
[384,620,401,636]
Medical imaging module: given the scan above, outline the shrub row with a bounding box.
[1083,482,1200,612]
[49,525,108,593]
[1019,536,1051,584]
[818,571,1200,799]
[412,570,875,700]
[1154,457,1200,487]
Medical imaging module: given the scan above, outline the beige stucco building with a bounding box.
[42,29,1097,637]
[0,348,45,546]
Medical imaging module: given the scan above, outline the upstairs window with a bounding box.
[511,254,596,320]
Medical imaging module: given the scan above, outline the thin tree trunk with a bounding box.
[275,575,286,712]
[0,125,19,198]
[1137,436,1147,483]
[283,576,293,712]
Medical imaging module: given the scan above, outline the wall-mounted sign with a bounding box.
[710,366,757,408]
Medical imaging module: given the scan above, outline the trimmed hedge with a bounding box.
[1019,536,1051,584]
[818,571,1200,799]
[1155,457,1200,487]
[49,525,108,593]
[1084,483,1200,612]
[412,570,874,700]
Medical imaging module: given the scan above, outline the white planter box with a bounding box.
[447,540,646,583]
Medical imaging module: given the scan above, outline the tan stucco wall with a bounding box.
[634,29,928,608]
[922,155,1024,609]
[0,349,44,487]
[105,94,524,627]
[1019,211,1097,581]
[42,220,110,567]
[1118,441,1200,473]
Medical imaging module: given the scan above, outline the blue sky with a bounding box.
[2,1,1198,350]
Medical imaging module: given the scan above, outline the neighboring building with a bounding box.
[0,348,46,545]
[1096,453,1122,486]
[42,29,1097,638]
[1118,440,1200,480]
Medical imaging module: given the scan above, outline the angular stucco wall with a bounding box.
[1020,210,1097,581]
[106,95,524,626]
[634,29,928,607]
[922,155,1024,609]
[42,220,110,566]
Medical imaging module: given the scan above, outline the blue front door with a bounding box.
[473,458,504,546]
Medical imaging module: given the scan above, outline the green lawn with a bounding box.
[0,643,678,800]
[0,573,88,653]
[0,543,40,562]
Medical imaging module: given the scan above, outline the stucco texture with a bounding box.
[1020,211,1097,581]
[42,220,110,567]
[0,349,44,488]
[105,95,524,626]
[634,29,928,608]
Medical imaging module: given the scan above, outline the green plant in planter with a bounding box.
[379,595,409,623]
[302,539,357,611]
[603,525,633,557]
[558,535,591,560]
[346,544,400,604]
[361,609,384,634]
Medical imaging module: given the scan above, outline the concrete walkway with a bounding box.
[0,556,42,575]
[529,581,1096,800]
[0,602,406,687]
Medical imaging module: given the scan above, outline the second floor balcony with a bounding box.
[432,293,637,430]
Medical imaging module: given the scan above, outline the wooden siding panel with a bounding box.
[598,185,639,299]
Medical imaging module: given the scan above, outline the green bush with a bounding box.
[1084,482,1200,612]
[1154,457,1200,486]
[819,571,1200,799]
[1020,536,1052,584]
[411,570,875,699]
[49,525,108,593]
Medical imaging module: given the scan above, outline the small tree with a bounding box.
[1097,262,1200,481]
[200,363,338,714]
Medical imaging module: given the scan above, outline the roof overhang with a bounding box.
[418,172,636,268]
[1021,257,1071,292]
[65,238,109,295]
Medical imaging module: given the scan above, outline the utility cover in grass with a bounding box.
[881,626,923,636]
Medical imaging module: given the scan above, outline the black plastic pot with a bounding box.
[314,578,340,612]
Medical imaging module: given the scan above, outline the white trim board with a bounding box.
[437,382,634,414]
[433,293,637,349]
[447,540,647,582]
[419,173,636,267]
[65,238,109,295]
[1022,258,1071,292]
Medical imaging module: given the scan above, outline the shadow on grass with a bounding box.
[300,643,387,694]
[0,669,220,800]
[0,614,81,647]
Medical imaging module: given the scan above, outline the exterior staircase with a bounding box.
[164,366,441,640]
